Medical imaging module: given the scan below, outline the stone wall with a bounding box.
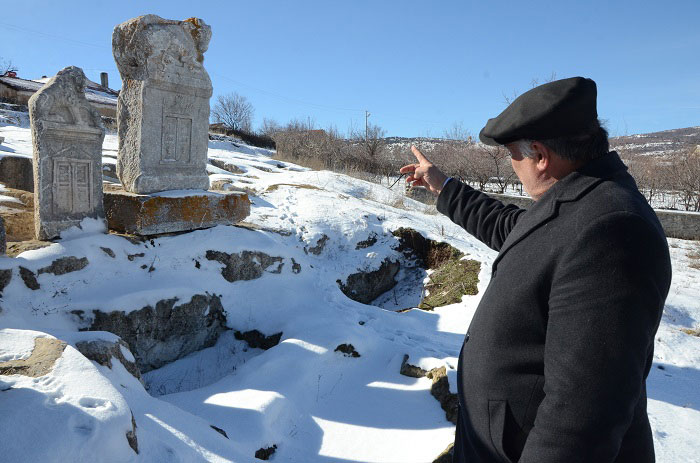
[490,193,700,241]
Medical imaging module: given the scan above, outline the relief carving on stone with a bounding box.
[29,66,105,240]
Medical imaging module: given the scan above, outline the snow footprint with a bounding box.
[78,396,115,411]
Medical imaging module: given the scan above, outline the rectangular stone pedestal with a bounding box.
[104,187,250,236]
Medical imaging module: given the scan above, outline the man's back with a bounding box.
[437,152,672,462]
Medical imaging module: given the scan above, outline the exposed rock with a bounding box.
[29,66,106,240]
[87,294,227,372]
[127,252,145,261]
[209,159,245,174]
[5,240,52,258]
[305,234,328,255]
[113,15,212,194]
[392,227,480,311]
[104,188,250,236]
[206,250,284,282]
[0,186,35,241]
[427,366,459,425]
[0,216,5,255]
[335,343,360,358]
[75,338,142,382]
[399,354,428,378]
[0,337,66,377]
[433,443,454,463]
[100,247,116,258]
[0,269,11,294]
[210,425,228,438]
[0,152,33,192]
[126,412,139,454]
[234,330,282,350]
[291,258,301,274]
[19,266,39,290]
[37,256,89,275]
[338,258,400,304]
[392,227,463,268]
[255,445,277,460]
[400,356,458,425]
[355,232,378,249]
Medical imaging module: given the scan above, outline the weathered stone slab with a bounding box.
[0,186,34,241]
[104,188,249,235]
[113,15,212,194]
[0,216,5,255]
[0,154,33,192]
[29,66,105,240]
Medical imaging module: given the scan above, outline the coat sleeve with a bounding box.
[518,211,671,463]
[436,179,526,251]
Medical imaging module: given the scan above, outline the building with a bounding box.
[0,72,118,118]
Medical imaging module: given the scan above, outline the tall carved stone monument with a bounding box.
[113,15,212,194]
[29,66,106,240]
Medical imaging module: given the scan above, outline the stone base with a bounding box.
[0,154,34,192]
[104,187,250,236]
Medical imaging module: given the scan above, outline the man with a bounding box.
[401,77,672,463]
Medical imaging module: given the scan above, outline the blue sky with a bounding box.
[1,0,699,137]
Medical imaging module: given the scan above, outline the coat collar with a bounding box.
[492,151,628,268]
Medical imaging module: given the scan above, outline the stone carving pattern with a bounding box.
[29,66,105,240]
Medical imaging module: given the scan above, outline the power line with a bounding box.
[0,21,110,51]
[212,71,364,114]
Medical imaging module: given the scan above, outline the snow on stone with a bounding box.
[0,119,699,462]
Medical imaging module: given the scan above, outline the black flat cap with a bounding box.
[479,77,598,146]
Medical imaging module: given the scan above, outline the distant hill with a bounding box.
[610,126,700,157]
[375,128,700,158]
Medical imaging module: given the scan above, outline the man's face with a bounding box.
[506,142,541,198]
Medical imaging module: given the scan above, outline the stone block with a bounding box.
[113,15,212,194]
[0,154,34,192]
[0,216,5,255]
[104,188,250,235]
[0,186,34,241]
[29,66,106,240]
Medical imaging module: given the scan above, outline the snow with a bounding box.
[1,118,699,462]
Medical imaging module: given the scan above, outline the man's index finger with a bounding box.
[411,145,428,163]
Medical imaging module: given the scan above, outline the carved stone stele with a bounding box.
[113,15,212,194]
[29,66,106,240]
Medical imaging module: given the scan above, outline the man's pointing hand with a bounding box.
[399,145,449,195]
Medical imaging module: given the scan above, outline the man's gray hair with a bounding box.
[517,140,536,158]
[514,121,610,162]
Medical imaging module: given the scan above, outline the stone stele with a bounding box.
[113,15,212,194]
[29,66,106,240]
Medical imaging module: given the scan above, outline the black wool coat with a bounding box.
[436,152,672,463]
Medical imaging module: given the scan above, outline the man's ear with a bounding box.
[531,141,551,172]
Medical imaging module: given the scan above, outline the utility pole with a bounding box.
[365,110,370,141]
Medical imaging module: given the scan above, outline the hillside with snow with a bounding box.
[1,116,700,462]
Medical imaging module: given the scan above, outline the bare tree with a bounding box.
[259,117,281,137]
[443,121,473,143]
[670,148,700,211]
[352,123,386,159]
[211,92,254,132]
[1,57,17,75]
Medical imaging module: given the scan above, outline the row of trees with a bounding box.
[212,91,699,212]
[623,149,700,212]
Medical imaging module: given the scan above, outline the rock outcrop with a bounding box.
[206,250,284,282]
[75,337,142,382]
[87,294,227,372]
[0,337,67,377]
[338,258,400,304]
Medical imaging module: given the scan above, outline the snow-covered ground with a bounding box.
[1,119,699,462]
